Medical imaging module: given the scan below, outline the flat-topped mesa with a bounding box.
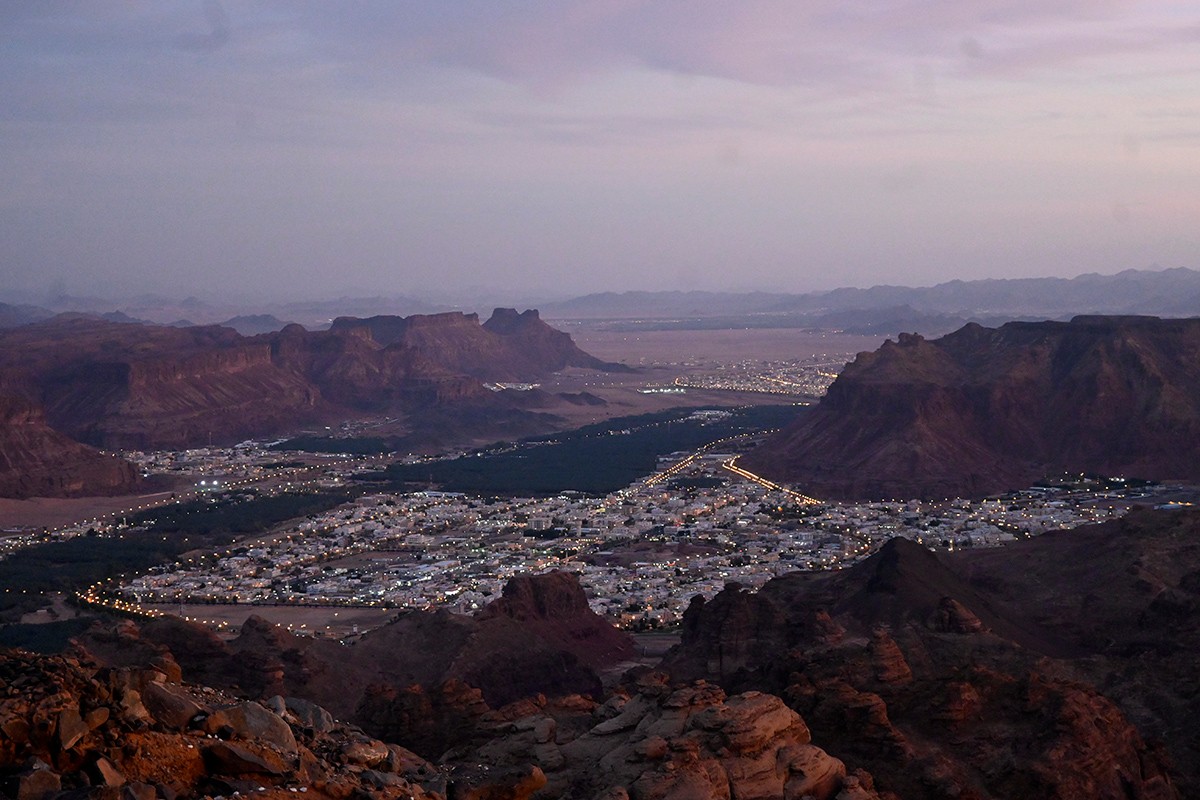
[481,307,541,334]
[329,311,482,346]
[327,308,622,380]
[0,310,620,494]
[743,314,1200,500]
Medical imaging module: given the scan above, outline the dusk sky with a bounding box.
[2,2,1198,303]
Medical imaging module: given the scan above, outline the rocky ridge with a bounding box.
[745,315,1200,499]
[0,646,444,800]
[0,309,620,496]
[446,671,882,800]
[661,510,1200,799]
[0,645,884,800]
[73,573,635,758]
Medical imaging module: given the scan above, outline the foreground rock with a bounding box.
[1,647,884,800]
[73,572,635,759]
[445,673,883,800]
[0,647,443,800]
[662,516,1191,799]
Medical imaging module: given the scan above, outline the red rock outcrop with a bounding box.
[0,309,617,494]
[331,308,626,381]
[663,528,1184,799]
[0,647,444,800]
[0,394,140,498]
[76,573,635,760]
[476,569,635,667]
[448,675,876,800]
[745,315,1200,500]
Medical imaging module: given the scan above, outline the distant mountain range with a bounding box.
[6,267,1199,336]
[540,267,1200,333]
[0,294,449,330]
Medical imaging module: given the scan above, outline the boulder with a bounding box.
[56,707,88,750]
[283,696,335,734]
[90,756,126,787]
[341,736,390,767]
[203,701,297,754]
[202,741,288,777]
[934,597,986,634]
[141,682,203,731]
[9,762,61,800]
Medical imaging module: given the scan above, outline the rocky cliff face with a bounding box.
[2,318,329,452]
[330,308,626,381]
[662,511,1200,799]
[744,315,1200,500]
[0,310,614,494]
[0,394,141,498]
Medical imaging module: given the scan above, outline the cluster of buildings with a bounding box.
[670,357,846,396]
[123,443,303,481]
[113,450,1153,631]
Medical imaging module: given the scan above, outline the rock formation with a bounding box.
[0,646,444,800]
[744,315,1200,499]
[0,394,141,498]
[331,309,624,381]
[661,512,1200,799]
[75,573,635,760]
[0,309,620,495]
[1,645,887,800]
[444,673,879,800]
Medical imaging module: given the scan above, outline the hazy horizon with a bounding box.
[3,3,1198,302]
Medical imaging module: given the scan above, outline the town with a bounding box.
[98,444,1175,634]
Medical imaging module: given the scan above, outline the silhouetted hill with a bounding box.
[0,301,52,329]
[217,314,295,335]
[542,267,1200,331]
[743,315,1200,499]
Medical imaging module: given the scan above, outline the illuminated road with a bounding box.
[639,431,763,488]
[721,456,822,505]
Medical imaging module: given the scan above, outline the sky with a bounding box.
[1,1,1198,304]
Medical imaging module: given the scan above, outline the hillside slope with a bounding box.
[744,315,1200,500]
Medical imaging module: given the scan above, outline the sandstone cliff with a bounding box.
[330,308,626,381]
[0,394,140,498]
[0,310,615,494]
[744,315,1200,500]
